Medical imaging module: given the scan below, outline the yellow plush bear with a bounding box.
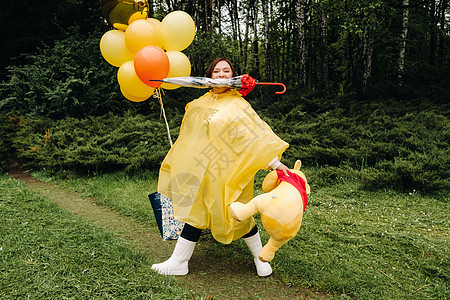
[229,160,310,262]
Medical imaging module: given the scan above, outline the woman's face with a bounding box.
[211,60,233,79]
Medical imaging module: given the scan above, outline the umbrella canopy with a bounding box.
[150,74,286,96]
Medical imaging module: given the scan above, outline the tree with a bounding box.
[262,0,272,80]
[398,0,410,86]
[0,29,135,119]
[0,0,105,81]
[296,0,307,87]
[319,1,329,92]
[1,0,448,109]
[211,0,217,32]
[248,2,260,78]
[437,0,447,66]
[428,0,437,65]
[243,0,252,72]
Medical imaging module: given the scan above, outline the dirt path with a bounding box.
[8,164,327,299]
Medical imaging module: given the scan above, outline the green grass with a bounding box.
[32,169,450,299]
[274,179,449,299]
[0,174,201,299]
[33,170,159,225]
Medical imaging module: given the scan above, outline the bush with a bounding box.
[2,88,448,194]
[0,29,144,119]
[259,95,449,193]
[5,112,181,174]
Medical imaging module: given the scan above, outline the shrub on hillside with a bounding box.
[263,96,449,193]
[5,113,180,174]
[3,93,448,194]
[0,30,142,119]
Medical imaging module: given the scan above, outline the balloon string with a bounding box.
[155,87,173,147]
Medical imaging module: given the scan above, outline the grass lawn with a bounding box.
[31,168,450,299]
[275,178,449,299]
[0,174,201,299]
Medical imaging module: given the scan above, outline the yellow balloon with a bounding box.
[100,30,135,67]
[147,18,162,30]
[125,19,163,55]
[161,11,196,51]
[128,11,147,24]
[120,87,151,102]
[113,23,128,31]
[161,51,192,90]
[117,61,155,98]
[107,1,140,26]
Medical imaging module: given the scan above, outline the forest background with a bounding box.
[0,1,449,298]
[0,0,448,194]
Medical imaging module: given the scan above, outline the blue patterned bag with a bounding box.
[148,192,185,240]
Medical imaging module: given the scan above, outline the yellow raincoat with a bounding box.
[158,89,289,244]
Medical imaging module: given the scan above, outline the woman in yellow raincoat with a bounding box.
[151,58,289,277]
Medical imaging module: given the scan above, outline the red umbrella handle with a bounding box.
[256,82,287,94]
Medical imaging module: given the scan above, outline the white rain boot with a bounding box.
[243,231,273,277]
[151,236,196,275]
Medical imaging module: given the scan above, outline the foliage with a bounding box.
[0,1,448,194]
[252,84,449,194]
[185,31,247,76]
[3,112,181,174]
[0,174,200,299]
[0,0,106,81]
[4,86,448,194]
[1,1,449,119]
[3,1,449,98]
[0,28,145,119]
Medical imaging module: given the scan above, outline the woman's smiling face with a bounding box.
[211,60,233,79]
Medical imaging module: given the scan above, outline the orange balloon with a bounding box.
[125,19,163,54]
[134,46,170,88]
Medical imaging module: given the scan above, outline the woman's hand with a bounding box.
[276,163,290,177]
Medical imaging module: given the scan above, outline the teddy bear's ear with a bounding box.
[294,160,302,170]
[262,171,279,192]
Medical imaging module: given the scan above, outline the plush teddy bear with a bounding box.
[229,160,310,262]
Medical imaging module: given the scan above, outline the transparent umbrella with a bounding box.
[150,74,286,96]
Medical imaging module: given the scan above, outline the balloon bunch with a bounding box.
[100,10,195,102]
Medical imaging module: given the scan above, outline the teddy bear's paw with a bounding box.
[259,247,275,263]
[229,202,244,221]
